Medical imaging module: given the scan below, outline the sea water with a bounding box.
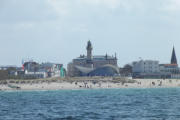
[0,88,180,120]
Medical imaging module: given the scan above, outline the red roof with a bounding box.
[163,64,178,67]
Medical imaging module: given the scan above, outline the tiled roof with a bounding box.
[160,64,178,67]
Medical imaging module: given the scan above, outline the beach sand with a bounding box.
[1,77,180,91]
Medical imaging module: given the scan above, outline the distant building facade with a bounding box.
[68,41,119,77]
[14,61,65,79]
[132,60,160,73]
[132,60,160,78]
[0,66,20,80]
[132,47,180,79]
[0,66,17,70]
[159,47,180,78]
[119,64,132,77]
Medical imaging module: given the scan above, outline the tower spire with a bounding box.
[171,46,177,64]
[86,40,93,60]
[86,40,93,68]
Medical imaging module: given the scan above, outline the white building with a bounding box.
[132,60,160,73]
[159,64,180,74]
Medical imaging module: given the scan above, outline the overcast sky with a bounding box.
[0,0,180,67]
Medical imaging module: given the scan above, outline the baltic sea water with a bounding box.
[0,88,180,120]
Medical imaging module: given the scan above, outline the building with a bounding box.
[0,65,17,70]
[14,61,65,79]
[132,47,180,79]
[159,47,180,79]
[120,64,132,77]
[0,66,20,79]
[0,70,8,80]
[132,60,160,73]
[67,41,119,77]
[132,60,160,78]
[159,64,179,74]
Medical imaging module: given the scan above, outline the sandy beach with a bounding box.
[1,77,180,91]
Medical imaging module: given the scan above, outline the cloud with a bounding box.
[162,0,180,12]
[80,0,121,9]
[1,0,179,25]
[48,0,145,16]
[77,0,145,11]
[48,0,71,16]
[0,0,57,23]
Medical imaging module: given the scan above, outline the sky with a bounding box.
[0,0,180,68]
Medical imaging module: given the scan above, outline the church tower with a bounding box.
[171,46,178,65]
